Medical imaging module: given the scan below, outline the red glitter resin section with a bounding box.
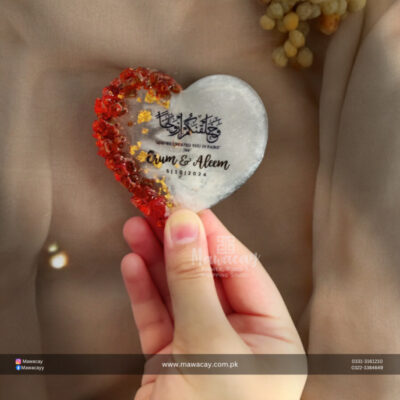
[92,67,182,227]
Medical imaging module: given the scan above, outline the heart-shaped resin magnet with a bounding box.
[93,67,268,227]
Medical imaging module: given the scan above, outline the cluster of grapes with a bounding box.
[259,0,367,68]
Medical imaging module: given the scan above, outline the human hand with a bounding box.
[122,209,306,400]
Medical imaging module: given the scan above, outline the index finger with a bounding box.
[199,209,293,322]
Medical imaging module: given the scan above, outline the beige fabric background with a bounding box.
[0,0,399,399]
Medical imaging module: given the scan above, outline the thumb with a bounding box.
[164,209,228,343]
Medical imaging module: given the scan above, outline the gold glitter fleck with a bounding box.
[158,99,170,109]
[129,147,135,155]
[141,128,149,135]
[136,97,142,103]
[137,110,152,124]
[145,90,157,104]
[154,175,174,207]
[129,141,142,155]
[136,150,148,162]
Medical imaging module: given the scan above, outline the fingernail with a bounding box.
[165,209,200,246]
